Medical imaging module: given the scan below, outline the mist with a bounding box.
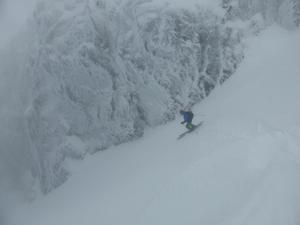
[0,0,38,224]
[0,0,37,47]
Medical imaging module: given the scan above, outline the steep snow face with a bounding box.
[22,0,245,193]
[12,27,300,225]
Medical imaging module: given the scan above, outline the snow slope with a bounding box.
[12,26,300,225]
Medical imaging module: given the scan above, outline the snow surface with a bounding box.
[12,26,300,225]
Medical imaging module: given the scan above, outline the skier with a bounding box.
[180,110,194,130]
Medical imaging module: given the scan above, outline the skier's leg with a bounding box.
[189,115,194,129]
[186,123,193,130]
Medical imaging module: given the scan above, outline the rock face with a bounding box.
[2,0,298,194]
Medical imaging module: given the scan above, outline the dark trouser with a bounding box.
[184,112,194,130]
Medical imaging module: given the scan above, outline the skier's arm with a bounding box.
[181,119,187,124]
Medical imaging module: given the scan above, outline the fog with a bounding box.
[0,0,38,224]
[0,0,38,47]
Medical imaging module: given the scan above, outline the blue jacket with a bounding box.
[181,111,193,123]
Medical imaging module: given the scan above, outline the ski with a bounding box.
[177,121,204,140]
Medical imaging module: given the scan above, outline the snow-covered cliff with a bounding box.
[1,0,299,195]
[22,0,245,193]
